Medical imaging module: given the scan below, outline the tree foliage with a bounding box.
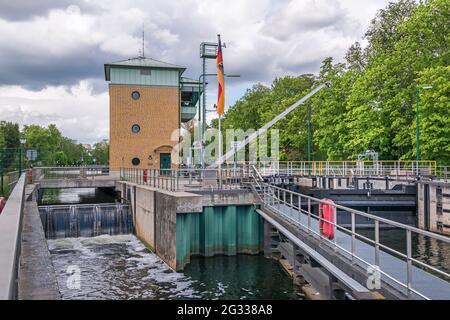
[219,0,449,163]
[21,124,107,166]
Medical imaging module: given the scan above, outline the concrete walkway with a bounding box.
[18,185,60,300]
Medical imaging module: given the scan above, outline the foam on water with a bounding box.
[48,234,198,300]
[48,234,301,300]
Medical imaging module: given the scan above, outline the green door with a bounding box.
[160,153,171,175]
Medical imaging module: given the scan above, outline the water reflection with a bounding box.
[358,228,450,274]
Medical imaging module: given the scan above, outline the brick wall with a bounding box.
[109,84,179,170]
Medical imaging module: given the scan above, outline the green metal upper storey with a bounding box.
[104,57,186,86]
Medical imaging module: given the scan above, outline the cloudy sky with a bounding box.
[0,0,391,144]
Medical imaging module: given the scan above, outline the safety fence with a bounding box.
[435,166,450,182]
[120,167,254,191]
[33,166,110,180]
[254,180,450,300]
[249,160,437,177]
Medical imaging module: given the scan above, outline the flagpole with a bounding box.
[218,113,222,189]
[216,33,224,189]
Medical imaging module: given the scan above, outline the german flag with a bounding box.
[216,34,225,116]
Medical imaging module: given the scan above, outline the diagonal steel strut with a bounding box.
[209,81,331,168]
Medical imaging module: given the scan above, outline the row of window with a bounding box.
[131,90,140,166]
[131,91,140,136]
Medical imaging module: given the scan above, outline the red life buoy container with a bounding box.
[143,169,148,184]
[319,198,335,240]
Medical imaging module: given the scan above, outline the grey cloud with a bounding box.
[262,0,358,42]
[0,47,121,90]
[0,0,362,92]
[0,0,97,21]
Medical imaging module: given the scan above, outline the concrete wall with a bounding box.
[135,187,155,250]
[418,181,450,235]
[0,175,26,299]
[117,181,263,271]
[195,189,259,207]
[37,179,116,189]
[153,191,177,268]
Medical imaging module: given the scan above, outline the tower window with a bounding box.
[131,124,141,133]
[131,91,140,100]
[132,157,140,166]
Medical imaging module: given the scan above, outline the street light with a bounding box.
[19,137,26,176]
[416,85,432,161]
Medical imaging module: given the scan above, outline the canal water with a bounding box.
[39,188,116,205]
[41,189,302,300]
[43,188,450,299]
[48,235,302,300]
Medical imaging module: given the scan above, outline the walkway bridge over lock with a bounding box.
[247,166,450,300]
[118,164,450,300]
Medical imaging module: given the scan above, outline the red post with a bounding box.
[0,197,5,215]
[27,167,33,184]
[143,169,148,184]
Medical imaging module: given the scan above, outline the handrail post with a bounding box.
[406,229,413,297]
[351,212,356,263]
[375,220,380,267]
[333,205,337,251]
[307,198,311,234]
[298,194,302,224]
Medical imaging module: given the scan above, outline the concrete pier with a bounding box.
[116,181,263,271]
[417,180,450,235]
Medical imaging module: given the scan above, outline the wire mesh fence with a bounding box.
[0,148,25,197]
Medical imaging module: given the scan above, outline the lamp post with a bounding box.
[307,104,312,162]
[415,85,432,161]
[19,137,26,176]
[197,73,240,167]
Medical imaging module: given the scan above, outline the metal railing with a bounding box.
[226,160,437,177]
[120,167,253,191]
[34,166,109,180]
[435,166,449,182]
[254,181,450,299]
[0,174,26,299]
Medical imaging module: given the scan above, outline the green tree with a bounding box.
[0,121,20,150]
[310,58,357,160]
[0,121,21,169]
[416,65,450,163]
[201,0,450,164]
[91,140,109,165]
[23,124,88,166]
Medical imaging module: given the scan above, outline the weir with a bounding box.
[39,203,132,239]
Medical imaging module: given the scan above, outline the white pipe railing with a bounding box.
[255,182,450,300]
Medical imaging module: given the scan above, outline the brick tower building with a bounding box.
[104,57,200,173]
